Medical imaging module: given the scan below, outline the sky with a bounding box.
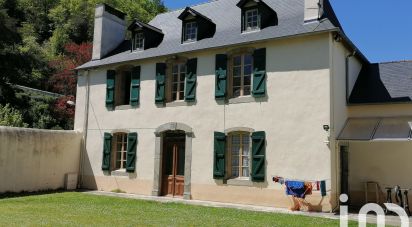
[163,0,412,63]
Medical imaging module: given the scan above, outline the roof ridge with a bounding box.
[157,0,218,16]
[378,60,412,64]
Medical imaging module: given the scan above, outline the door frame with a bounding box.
[152,122,193,200]
[161,135,185,197]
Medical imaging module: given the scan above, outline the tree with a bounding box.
[0,103,28,127]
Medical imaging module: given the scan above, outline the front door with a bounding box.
[162,133,185,197]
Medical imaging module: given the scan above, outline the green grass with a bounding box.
[0,192,361,226]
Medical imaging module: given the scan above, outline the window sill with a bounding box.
[241,29,261,34]
[165,101,191,107]
[115,105,134,111]
[226,178,253,187]
[228,96,255,104]
[111,169,129,177]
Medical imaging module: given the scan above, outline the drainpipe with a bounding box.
[78,69,90,188]
[345,51,356,103]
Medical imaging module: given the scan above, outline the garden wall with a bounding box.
[0,127,82,193]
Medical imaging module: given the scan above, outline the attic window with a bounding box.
[237,0,278,33]
[245,9,260,31]
[133,32,145,51]
[184,21,198,42]
[178,7,216,43]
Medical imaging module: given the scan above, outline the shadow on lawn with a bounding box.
[0,189,76,199]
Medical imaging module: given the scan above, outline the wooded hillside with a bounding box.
[0,0,166,129]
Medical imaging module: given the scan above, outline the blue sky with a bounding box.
[163,0,412,63]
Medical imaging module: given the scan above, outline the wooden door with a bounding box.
[162,140,185,197]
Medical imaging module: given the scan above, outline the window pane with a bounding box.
[180,73,185,82]
[180,64,186,73]
[179,92,184,100]
[172,73,178,82]
[242,157,249,167]
[233,88,241,97]
[233,77,241,87]
[122,152,126,160]
[179,82,185,92]
[242,168,249,177]
[244,75,251,86]
[244,65,252,76]
[173,65,178,73]
[244,54,253,65]
[232,168,239,178]
[172,93,177,101]
[172,83,178,92]
[122,161,126,169]
[244,86,251,96]
[234,56,241,66]
[233,67,241,77]
[116,161,121,169]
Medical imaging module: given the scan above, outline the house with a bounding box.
[75,0,412,211]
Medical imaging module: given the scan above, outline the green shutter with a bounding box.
[126,132,138,172]
[185,58,197,102]
[106,70,116,108]
[213,132,226,179]
[130,66,141,107]
[215,54,227,99]
[102,133,112,171]
[251,131,266,182]
[252,48,267,97]
[155,63,166,104]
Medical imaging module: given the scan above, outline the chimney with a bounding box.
[92,4,126,60]
[304,0,324,22]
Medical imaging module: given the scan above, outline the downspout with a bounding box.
[345,51,356,103]
[78,69,90,188]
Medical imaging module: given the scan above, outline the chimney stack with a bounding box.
[92,4,126,60]
[304,0,324,22]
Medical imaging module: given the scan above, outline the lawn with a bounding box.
[0,192,360,226]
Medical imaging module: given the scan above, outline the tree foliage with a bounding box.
[0,0,167,129]
[0,103,28,127]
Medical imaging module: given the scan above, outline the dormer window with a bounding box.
[178,7,216,44]
[128,20,164,51]
[133,32,145,51]
[245,9,260,31]
[237,0,278,33]
[184,21,198,42]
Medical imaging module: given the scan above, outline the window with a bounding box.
[133,32,144,51]
[244,9,260,31]
[228,132,251,179]
[115,71,132,106]
[184,21,197,42]
[231,54,253,98]
[112,133,128,170]
[170,63,186,101]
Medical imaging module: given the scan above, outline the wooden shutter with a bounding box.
[102,133,112,171]
[126,132,138,172]
[155,63,166,104]
[251,131,266,182]
[215,54,227,99]
[130,66,141,107]
[185,58,197,101]
[213,132,226,179]
[106,70,116,108]
[252,48,266,97]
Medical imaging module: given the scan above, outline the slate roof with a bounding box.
[349,61,412,104]
[77,0,339,70]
